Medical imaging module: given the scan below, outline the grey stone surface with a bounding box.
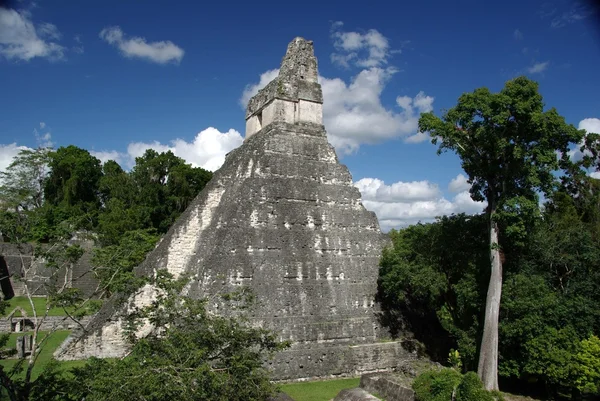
[0,237,98,298]
[360,372,415,401]
[246,38,322,119]
[0,315,93,333]
[333,388,381,401]
[245,38,323,138]
[56,37,412,380]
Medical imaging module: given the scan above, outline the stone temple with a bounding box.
[56,37,414,379]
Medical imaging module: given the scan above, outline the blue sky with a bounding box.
[1,0,599,230]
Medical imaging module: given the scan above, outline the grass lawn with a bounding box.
[0,330,73,379]
[1,296,97,318]
[281,377,361,401]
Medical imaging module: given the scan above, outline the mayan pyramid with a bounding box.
[56,37,413,379]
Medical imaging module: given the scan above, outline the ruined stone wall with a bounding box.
[0,239,98,299]
[0,315,93,333]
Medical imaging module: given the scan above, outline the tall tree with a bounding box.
[418,76,584,390]
[0,147,50,212]
[44,145,103,210]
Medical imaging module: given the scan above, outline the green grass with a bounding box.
[1,296,98,318]
[0,330,72,379]
[280,377,361,401]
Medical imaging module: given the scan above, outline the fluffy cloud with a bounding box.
[580,118,600,136]
[322,69,434,153]
[239,24,433,155]
[0,7,65,61]
[92,127,243,171]
[527,61,549,74]
[569,119,600,175]
[330,22,393,68]
[355,177,486,231]
[99,26,184,65]
[448,174,471,193]
[356,178,440,202]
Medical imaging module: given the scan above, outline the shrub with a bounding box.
[413,369,499,401]
[456,372,495,401]
[413,368,461,401]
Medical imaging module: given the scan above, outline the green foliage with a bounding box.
[128,149,212,234]
[68,271,288,401]
[380,171,600,396]
[416,75,587,390]
[522,326,579,387]
[413,368,462,401]
[448,349,463,371]
[0,147,50,212]
[91,229,159,295]
[280,377,360,401]
[379,214,488,368]
[43,145,103,232]
[574,335,600,393]
[455,372,496,401]
[413,369,496,401]
[419,76,583,219]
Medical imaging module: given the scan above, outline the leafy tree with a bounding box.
[44,145,103,231]
[0,148,52,242]
[91,229,160,296]
[418,76,584,390]
[0,147,50,212]
[574,335,600,394]
[130,149,212,233]
[379,214,488,369]
[69,271,288,401]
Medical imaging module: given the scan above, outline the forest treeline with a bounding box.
[379,76,600,399]
[0,145,213,295]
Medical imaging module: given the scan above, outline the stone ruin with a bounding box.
[55,37,415,379]
[0,235,99,300]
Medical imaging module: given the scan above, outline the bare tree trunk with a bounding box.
[477,214,502,391]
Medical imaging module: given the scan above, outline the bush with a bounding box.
[456,372,495,401]
[413,369,498,401]
[413,368,461,401]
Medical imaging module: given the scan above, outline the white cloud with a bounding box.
[591,171,600,179]
[33,124,53,148]
[0,7,65,61]
[579,118,600,136]
[90,150,125,166]
[93,127,243,171]
[239,69,279,108]
[569,118,600,171]
[448,174,471,193]
[355,178,440,202]
[355,177,486,231]
[330,22,393,68]
[99,26,184,65]
[527,61,549,74]
[321,70,434,153]
[513,29,523,40]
